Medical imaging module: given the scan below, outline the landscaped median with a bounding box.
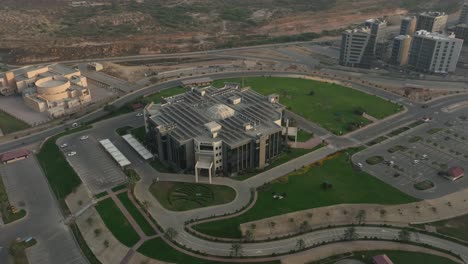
[95,197,141,247]
[0,174,26,224]
[191,148,418,239]
[36,126,90,211]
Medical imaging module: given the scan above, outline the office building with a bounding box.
[416,12,448,33]
[390,35,412,65]
[144,83,285,179]
[339,27,372,67]
[455,24,468,41]
[459,3,468,24]
[400,16,417,36]
[408,30,463,73]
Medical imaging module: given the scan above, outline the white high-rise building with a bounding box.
[409,30,463,73]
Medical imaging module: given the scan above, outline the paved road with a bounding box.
[0,158,86,264]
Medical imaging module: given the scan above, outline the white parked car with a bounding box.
[60,143,68,148]
[67,151,77,157]
[80,135,89,140]
[357,163,363,168]
[136,113,143,117]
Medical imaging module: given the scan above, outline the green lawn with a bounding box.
[309,250,458,264]
[150,181,236,211]
[193,149,418,238]
[0,174,26,224]
[422,214,468,242]
[116,126,133,136]
[142,86,186,104]
[296,130,314,142]
[95,198,140,247]
[234,146,323,181]
[117,192,156,236]
[130,126,146,144]
[9,238,37,264]
[36,127,90,211]
[213,77,400,134]
[137,237,280,264]
[0,110,29,134]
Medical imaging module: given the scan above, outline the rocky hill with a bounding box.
[0,0,462,63]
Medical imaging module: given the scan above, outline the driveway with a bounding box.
[0,158,86,264]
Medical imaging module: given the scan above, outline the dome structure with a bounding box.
[206,104,235,120]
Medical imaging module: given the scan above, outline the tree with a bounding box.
[164,227,178,241]
[244,230,254,241]
[296,238,306,250]
[126,172,139,190]
[355,210,366,224]
[298,220,310,233]
[103,240,109,248]
[269,221,276,232]
[308,90,315,96]
[398,229,411,241]
[141,200,151,211]
[343,227,358,240]
[230,243,243,257]
[94,228,102,237]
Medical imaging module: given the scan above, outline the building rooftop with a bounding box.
[419,11,446,17]
[414,30,458,40]
[146,84,284,147]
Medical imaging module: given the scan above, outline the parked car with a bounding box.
[67,151,77,156]
[80,135,89,140]
[60,143,68,148]
[136,113,143,117]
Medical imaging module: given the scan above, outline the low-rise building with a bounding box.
[0,64,91,118]
[144,83,285,180]
[446,167,465,181]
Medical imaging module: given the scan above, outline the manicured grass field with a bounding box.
[95,198,140,247]
[423,214,468,242]
[0,110,29,134]
[309,250,458,264]
[213,77,400,134]
[150,182,236,211]
[0,175,26,224]
[117,192,156,236]
[234,146,323,181]
[193,149,418,238]
[142,86,186,104]
[137,237,281,264]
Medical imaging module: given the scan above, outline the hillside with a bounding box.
[0,0,462,63]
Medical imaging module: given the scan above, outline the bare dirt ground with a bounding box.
[0,0,458,64]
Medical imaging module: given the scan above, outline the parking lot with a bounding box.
[353,114,468,199]
[57,133,126,194]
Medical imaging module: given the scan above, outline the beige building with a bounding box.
[416,11,448,33]
[390,35,412,65]
[0,64,91,118]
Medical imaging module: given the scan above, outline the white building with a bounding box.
[409,30,464,73]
